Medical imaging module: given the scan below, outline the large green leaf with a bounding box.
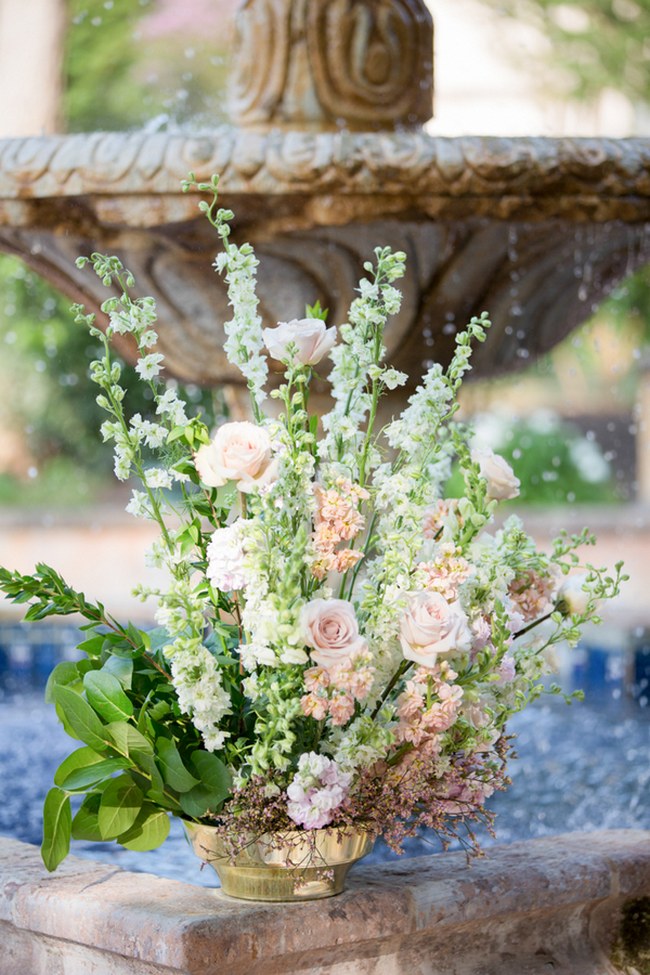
[98,775,143,839]
[179,751,231,818]
[71,794,103,841]
[52,684,111,752]
[117,806,170,852]
[53,745,124,791]
[156,739,200,793]
[103,655,133,689]
[45,660,84,703]
[106,721,153,762]
[58,758,126,792]
[41,788,71,872]
[83,670,133,722]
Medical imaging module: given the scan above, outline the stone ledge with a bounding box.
[1,831,649,974]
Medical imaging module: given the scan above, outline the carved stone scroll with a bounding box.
[229,0,433,130]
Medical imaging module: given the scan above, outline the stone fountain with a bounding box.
[0,0,648,391]
[1,7,649,970]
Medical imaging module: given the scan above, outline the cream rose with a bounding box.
[557,574,591,615]
[263,318,336,366]
[399,591,472,668]
[471,448,520,501]
[300,598,366,671]
[194,421,277,494]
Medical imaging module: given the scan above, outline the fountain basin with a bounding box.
[1,831,649,974]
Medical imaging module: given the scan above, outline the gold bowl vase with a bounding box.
[183,822,374,902]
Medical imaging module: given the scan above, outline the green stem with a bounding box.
[371,659,412,719]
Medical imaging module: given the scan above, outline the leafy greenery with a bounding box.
[0,562,231,871]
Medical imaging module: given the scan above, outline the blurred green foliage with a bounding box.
[491,0,650,104]
[63,0,230,131]
[447,413,620,506]
[0,257,223,506]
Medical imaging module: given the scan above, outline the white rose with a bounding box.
[399,591,472,668]
[300,598,366,671]
[557,574,591,615]
[471,448,520,501]
[263,318,336,366]
[194,421,277,494]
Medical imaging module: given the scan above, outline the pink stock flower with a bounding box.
[328,693,356,726]
[301,693,329,721]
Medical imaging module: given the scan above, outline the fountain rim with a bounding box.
[0,127,649,228]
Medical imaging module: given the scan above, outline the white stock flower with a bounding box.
[135,353,164,380]
[144,467,173,490]
[206,520,249,592]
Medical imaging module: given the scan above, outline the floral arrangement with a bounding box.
[0,175,625,872]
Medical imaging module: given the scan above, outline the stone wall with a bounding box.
[1,831,649,974]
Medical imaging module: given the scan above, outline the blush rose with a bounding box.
[399,591,472,668]
[194,421,277,494]
[263,318,336,366]
[300,598,366,671]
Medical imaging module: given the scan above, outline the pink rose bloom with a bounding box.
[194,421,277,494]
[263,318,337,366]
[301,598,367,671]
[399,591,472,668]
[471,448,520,501]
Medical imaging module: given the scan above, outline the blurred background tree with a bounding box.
[490,0,650,105]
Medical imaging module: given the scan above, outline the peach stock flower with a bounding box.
[194,421,277,494]
[399,591,472,668]
[263,318,336,366]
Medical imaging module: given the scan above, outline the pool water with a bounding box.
[1,687,647,887]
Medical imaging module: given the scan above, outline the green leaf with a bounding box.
[98,775,143,839]
[156,739,200,793]
[54,746,105,785]
[58,758,126,792]
[103,655,133,689]
[52,684,111,751]
[83,671,133,722]
[117,806,170,852]
[106,721,153,762]
[45,660,84,702]
[71,795,103,841]
[41,788,71,872]
[76,634,105,657]
[179,751,231,818]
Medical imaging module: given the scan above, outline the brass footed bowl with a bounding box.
[183,821,374,902]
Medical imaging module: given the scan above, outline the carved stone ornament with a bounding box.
[229,0,434,129]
